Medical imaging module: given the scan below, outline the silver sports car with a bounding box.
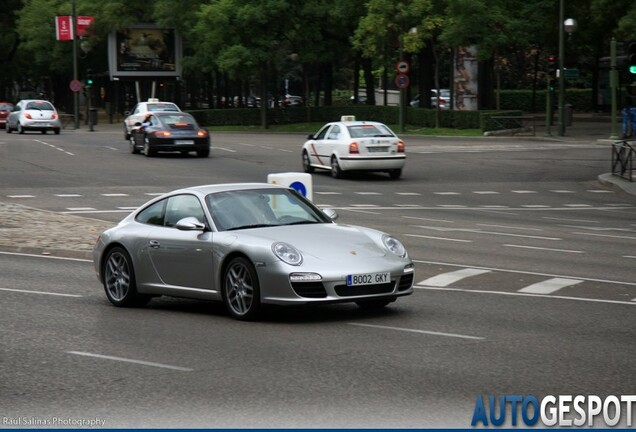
[93,183,414,320]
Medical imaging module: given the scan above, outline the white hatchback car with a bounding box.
[302,116,406,179]
[123,98,181,139]
[6,99,62,135]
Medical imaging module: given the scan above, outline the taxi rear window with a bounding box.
[348,124,394,138]
[148,103,179,112]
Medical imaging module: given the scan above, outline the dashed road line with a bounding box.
[67,351,193,371]
[503,244,584,253]
[518,278,584,294]
[348,323,485,340]
[418,268,492,287]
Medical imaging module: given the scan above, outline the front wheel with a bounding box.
[331,156,343,179]
[302,150,314,173]
[389,169,402,180]
[143,137,156,157]
[102,247,151,307]
[129,136,139,154]
[222,257,261,320]
[5,124,11,133]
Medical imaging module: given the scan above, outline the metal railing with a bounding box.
[611,141,635,182]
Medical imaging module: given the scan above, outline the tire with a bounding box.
[41,130,47,134]
[6,124,11,133]
[302,150,314,173]
[124,124,130,140]
[389,169,402,180]
[102,247,151,307]
[129,136,139,154]
[330,156,343,179]
[143,137,156,157]
[355,298,394,310]
[222,256,261,320]
[17,123,24,134]
[196,148,209,158]
[54,128,60,135]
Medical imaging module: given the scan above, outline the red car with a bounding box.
[0,102,14,129]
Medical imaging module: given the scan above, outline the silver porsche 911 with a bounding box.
[93,183,414,320]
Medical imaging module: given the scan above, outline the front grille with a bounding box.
[291,281,327,298]
[334,282,394,297]
[398,273,414,291]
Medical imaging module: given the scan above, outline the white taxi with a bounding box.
[123,98,181,140]
[302,116,406,179]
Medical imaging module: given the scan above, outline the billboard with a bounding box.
[55,16,94,41]
[453,45,479,110]
[108,25,182,79]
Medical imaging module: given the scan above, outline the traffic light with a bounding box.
[548,78,556,93]
[628,42,636,74]
[86,68,93,86]
[548,55,558,77]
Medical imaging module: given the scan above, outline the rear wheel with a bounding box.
[102,247,151,307]
[331,156,343,179]
[129,136,139,154]
[41,130,47,134]
[197,148,209,157]
[54,128,61,135]
[143,137,156,157]
[222,257,261,320]
[302,150,314,173]
[389,169,402,180]
[17,123,24,134]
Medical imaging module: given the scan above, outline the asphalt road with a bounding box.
[1,127,635,428]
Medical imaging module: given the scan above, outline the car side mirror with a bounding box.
[322,208,338,221]
[175,217,206,231]
[134,122,142,127]
[124,111,131,116]
[307,134,314,140]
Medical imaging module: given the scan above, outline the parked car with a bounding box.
[129,111,210,157]
[92,183,414,320]
[302,116,406,179]
[410,89,451,109]
[282,94,303,107]
[123,98,181,140]
[0,102,14,129]
[6,99,61,134]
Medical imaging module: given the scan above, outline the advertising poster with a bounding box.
[454,45,479,110]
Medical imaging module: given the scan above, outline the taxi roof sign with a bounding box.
[147,98,160,102]
[341,115,356,122]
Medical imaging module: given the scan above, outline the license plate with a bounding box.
[174,140,194,145]
[347,272,390,286]
[367,146,388,153]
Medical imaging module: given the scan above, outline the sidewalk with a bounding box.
[1,112,634,261]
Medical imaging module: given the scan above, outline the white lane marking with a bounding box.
[518,278,584,294]
[418,268,491,287]
[521,205,550,208]
[35,139,74,156]
[405,234,472,243]
[396,192,421,196]
[101,193,129,197]
[0,251,91,262]
[7,195,35,198]
[412,225,561,240]
[434,192,461,195]
[67,351,193,371]
[0,287,82,297]
[351,204,379,207]
[211,147,236,153]
[62,209,130,214]
[55,194,82,197]
[550,190,575,193]
[403,216,454,223]
[587,190,613,193]
[355,192,382,195]
[624,256,636,259]
[439,205,467,208]
[473,191,499,194]
[512,190,537,194]
[414,259,636,287]
[563,204,592,207]
[348,323,484,340]
[117,206,138,210]
[315,192,341,195]
[543,216,599,223]
[415,286,636,306]
[478,205,510,208]
[144,192,165,196]
[65,207,96,211]
[277,148,293,153]
[572,232,636,241]
[104,146,118,151]
[477,224,542,231]
[503,244,584,254]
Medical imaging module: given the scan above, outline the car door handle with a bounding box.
[149,240,161,249]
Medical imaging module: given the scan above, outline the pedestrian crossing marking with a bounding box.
[518,277,583,294]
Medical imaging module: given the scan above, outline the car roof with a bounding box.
[171,183,288,196]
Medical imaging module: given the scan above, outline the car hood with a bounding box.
[234,223,391,260]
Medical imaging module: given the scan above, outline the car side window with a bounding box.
[136,199,167,226]
[327,125,341,140]
[163,194,206,228]
[314,125,331,140]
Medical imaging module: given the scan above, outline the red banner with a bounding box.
[56,16,94,41]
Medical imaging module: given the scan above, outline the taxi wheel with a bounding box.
[129,137,140,154]
[302,150,314,173]
[17,123,24,134]
[389,169,402,180]
[330,156,343,179]
[143,138,156,157]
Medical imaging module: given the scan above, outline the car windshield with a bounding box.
[205,188,331,231]
[347,124,395,138]
[26,101,54,111]
[157,113,197,130]
[0,104,13,111]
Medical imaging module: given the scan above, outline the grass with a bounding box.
[206,122,483,137]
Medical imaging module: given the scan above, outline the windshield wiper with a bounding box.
[285,220,320,226]
[226,223,278,231]
[372,134,394,137]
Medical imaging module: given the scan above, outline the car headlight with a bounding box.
[272,242,303,266]
[382,235,407,258]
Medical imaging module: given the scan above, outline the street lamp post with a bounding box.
[557,0,576,136]
[72,0,80,129]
